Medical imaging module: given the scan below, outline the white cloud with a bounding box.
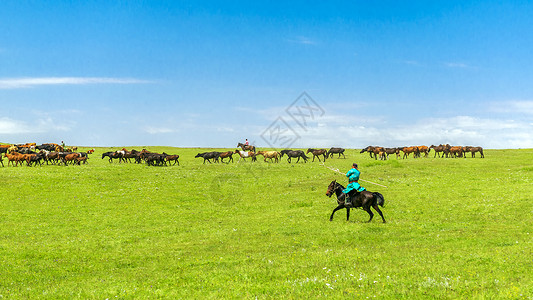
[492,100,533,115]
[0,117,34,134]
[0,77,151,89]
[143,126,175,134]
[287,36,317,45]
[0,115,73,135]
[265,115,533,149]
[444,62,473,69]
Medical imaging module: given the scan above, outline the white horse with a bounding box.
[234,150,256,162]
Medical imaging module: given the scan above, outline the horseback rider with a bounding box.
[245,139,249,146]
[343,163,366,207]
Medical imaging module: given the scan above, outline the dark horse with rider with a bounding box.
[325,162,386,223]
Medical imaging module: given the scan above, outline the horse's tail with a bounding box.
[373,192,385,207]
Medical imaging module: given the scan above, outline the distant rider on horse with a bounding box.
[343,163,366,207]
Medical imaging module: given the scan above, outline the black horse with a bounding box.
[280,150,308,163]
[327,147,346,159]
[325,180,386,223]
[101,151,124,163]
[195,152,221,164]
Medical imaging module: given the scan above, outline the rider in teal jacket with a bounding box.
[343,163,366,206]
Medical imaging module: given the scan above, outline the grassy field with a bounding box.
[0,147,531,299]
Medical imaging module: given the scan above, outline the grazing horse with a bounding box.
[325,180,386,223]
[360,146,377,159]
[307,148,328,162]
[327,147,346,159]
[256,151,280,163]
[218,151,234,163]
[237,143,256,153]
[280,150,308,163]
[234,150,257,162]
[0,153,3,167]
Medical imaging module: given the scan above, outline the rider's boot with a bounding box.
[344,193,353,207]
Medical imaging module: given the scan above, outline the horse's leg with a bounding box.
[364,207,374,222]
[329,205,344,221]
[346,207,350,221]
[372,205,386,223]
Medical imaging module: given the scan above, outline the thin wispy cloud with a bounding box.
[403,60,423,66]
[491,100,533,115]
[0,116,71,134]
[444,62,473,69]
[143,126,176,134]
[287,36,317,45]
[0,77,152,89]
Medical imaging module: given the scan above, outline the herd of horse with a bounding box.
[101,148,180,166]
[194,144,347,164]
[1,141,489,223]
[1,141,485,168]
[360,144,484,160]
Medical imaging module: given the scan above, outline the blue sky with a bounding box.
[1,1,532,148]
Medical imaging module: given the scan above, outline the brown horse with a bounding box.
[464,146,484,158]
[448,146,463,158]
[430,144,445,158]
[327,147,346,159]
[237,143,256,153]
[162,153,180,165]
[325,180,386,223]
[218,151,234,163]
[256,151,280,163]
[401,146,419,159]
[307,148,327,162]
[360,146,376,158]
[416,145,430,158]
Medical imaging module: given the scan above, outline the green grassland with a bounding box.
[0,147,531,299]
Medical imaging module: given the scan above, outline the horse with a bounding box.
[195,152,221,164]
[464,146,484,158]
[280,150,308,163]
[144,153,166,166]
[102,151,124,163]
[307,148,327,162]
[237,143,256,153]
[416,146,430,158]
[218,151,234,163]
[256,151,280,163]
[327,147,346,159]
[382,148,400,159]
[162,153,180,165]
[234,150,257,162]
[4,153,23,167]
[448,146,463,158]
[360,146,377,159]
[430,145,445,158]
[401,146,419,159]
[325,180,386,223]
